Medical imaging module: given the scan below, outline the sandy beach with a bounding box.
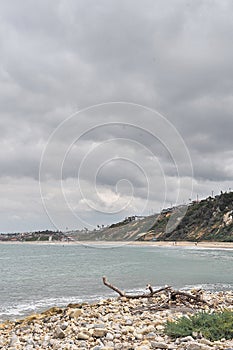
[1,240,233,249]
[78,241,233,250]
[131,241,233,249]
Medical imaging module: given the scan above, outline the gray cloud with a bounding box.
[0,0,232,231]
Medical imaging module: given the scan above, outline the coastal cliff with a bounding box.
[1,192,232,242]
[88,191,233,242]
[143,191,233,242]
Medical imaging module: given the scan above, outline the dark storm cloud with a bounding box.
[0,0,232,231]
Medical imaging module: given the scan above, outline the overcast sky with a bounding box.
[0,0,233,233]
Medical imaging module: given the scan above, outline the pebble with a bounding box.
[105,332,114,340]
[93,328,108,337]
[186,342,212,350]
[54,326,66,339]
[0,290,231,350]
[60,322,68,330]
[150,341,169,348]
[69,308,83,318]
[135,346,150,350]
[180,336,195,342]
[77,332,90,340]
[9,333,20,347]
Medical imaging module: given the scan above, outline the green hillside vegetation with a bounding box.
[146,191,233,242]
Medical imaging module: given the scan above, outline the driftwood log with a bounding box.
[103,276,171,299]
[102,276,211,312]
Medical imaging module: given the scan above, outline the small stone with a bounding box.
[93,328,108,337]
[199,338,213,346]
[93,323,105,328]
[186,342,212,350]
[125,325,134,333]
[25,346,34,350]
[134,333,143,340]
[121,297,128,302]
[115,333,122,339]
[114,344,123,350]
[150,341,168,349]
[70,308,83,318]
[26,337,34,345]
[140,326,155,334]
[77,332,89,340]
[188,346,201,350]
[54,326,66,339]
[135,346,150,350]
[125,318,133,325]
[9,334,20,347]
[180,336,195,342]
[105,332,114,340]
[145,331,156,339]
[60,322,68,330]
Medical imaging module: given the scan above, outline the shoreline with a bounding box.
[0,240,233,249]
[0,289,232,349]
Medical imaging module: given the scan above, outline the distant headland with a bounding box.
[1,191,232,243]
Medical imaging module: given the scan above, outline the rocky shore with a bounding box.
[0,290,232,350]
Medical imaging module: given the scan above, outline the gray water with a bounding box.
[0,243,232,321]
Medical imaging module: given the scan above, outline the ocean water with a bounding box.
[0,243,232,321]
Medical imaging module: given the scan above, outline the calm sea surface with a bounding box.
[0,243,232,321]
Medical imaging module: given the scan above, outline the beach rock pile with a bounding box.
[0,290,232,350]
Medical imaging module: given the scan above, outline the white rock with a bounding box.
[135,346,150,350]
[105,332,114,340]
[180,336,195,342]
[9,333,20,347]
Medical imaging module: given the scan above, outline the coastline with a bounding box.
[1,242,232,327]
[0,243,232,348]
[0,289,232,349]
[1,240,233,249]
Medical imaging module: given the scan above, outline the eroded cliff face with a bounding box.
[63,192,233,242]
[90,192,233,242]
[143,192,233,242]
